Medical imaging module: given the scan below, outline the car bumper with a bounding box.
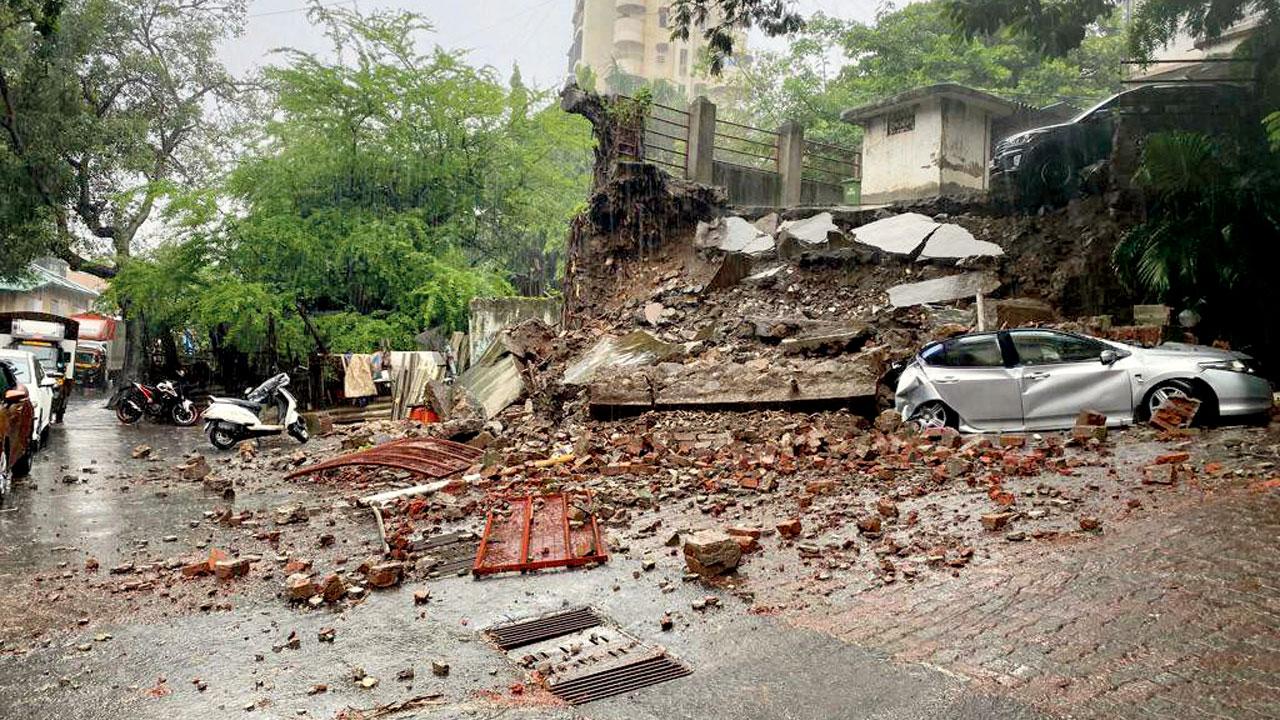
[1203,370,1274,416]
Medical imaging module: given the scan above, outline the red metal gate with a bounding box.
[473,493,608,576]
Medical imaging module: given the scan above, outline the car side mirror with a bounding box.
[4,387,28,405]
[1100,350,1118,365]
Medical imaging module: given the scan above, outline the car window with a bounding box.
[1011,331,1104,365]
[5,359,31,384]
[32,361,44,383]
[0,364,12,393]
[924,334,1004,368]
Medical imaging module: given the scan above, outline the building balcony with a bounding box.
[615,0,645,15]
[613,16,645,48]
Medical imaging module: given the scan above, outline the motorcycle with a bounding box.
[203,372,308,450]
[112,379,199,426]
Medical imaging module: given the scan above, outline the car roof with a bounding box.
[0,349,34,363]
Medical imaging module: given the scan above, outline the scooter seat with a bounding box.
[220,398,263,412]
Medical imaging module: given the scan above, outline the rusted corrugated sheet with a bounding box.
[285,437,482,480]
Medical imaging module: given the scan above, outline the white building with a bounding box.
[841,84,1018,206]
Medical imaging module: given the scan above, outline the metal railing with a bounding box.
[802,137,861,185]
[713,117,779,173]
[643,101,689,174]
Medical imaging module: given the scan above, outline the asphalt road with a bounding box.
[0,398,1043,720]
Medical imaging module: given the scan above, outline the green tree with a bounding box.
[0,0,244,275]
[669,0,804,74]
[112,4,591,364]
[721,3,1123,145]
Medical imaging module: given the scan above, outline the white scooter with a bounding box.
[203,372,309,450]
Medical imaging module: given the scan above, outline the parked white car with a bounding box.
[895,328,1274,432]
[0,349,55,447]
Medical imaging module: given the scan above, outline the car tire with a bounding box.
[0,446,9,507]
[12,448,32,478]
[1143,379,1211,424]
[1020,146,1079,208]
[913,400,957,430]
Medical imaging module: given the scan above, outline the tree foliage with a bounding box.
[720,2,1124,146]
[669,0,804,75]
[108,4,592,362]
[944,0,1276,59]
[1112,130,1280,351]
[0,0,244,276]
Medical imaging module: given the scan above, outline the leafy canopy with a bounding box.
[109,4,592,359]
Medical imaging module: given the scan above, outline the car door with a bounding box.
[920,333,1024,431]
[1009,330,1132,430]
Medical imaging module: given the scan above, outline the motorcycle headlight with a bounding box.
[1200,359,1255,374]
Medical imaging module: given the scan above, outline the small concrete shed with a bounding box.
[842,83,1018,205]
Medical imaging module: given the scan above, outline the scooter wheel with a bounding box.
[208,424,239,450]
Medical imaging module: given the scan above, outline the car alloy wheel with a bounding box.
[1147,382,1192,417]
[914,401,951,430]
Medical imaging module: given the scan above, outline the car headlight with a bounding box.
[1200,359,1255,374]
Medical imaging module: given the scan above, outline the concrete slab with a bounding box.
[695,217,775,255]
[918,223,1004,260]
[852,212,938,255]
[563,331,683,385]
[887,271,1001,308]
[777,212,842,252]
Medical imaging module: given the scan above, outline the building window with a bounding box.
[679,48,688,76]
[887,108,915,136]
[659,6,669,28]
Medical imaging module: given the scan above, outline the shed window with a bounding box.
[887,108,915,136]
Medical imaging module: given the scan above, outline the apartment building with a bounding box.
[567,0,744,99]
[1122,1,1261,82]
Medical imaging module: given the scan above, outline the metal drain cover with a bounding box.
[486,607,602,650]
[485,608,690,704]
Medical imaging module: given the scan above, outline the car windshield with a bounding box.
[1,357,31,383]
[1071,94,1118,123]
[15,343,58,373]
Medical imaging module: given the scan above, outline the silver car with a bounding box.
[895,328,1273,431]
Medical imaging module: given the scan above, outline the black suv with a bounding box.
[991,82,1254,206]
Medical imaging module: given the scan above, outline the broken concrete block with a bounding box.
[981,512,1014,531]
[775,519,802,539]
[213,558,250,580]
[366,562,403,588]
[682,530,742,576]
[852,213,937,255]
[995,298,1055,327]
[917,224,1003,261]
[563,331,683,385]
[285,573,316,601]
[777,212,844,258]
[178,454,211,481]
[695,216,775,255]
[887,271,1000,308]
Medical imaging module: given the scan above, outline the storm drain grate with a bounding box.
[486,607,601,650]
[549,653,692,705]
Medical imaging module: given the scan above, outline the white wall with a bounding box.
[939,97,992,194]
[859,97,944,205]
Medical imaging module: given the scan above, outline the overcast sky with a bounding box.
[221,0,885,90]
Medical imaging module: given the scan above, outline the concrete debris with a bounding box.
[995,298,1056,327]
[682,530,742,576]
[696,216,775,255]
[777,212,844,258]
[887,271,1000,308]
[852,213,937,255]
[917,223,1004,261]
[563,331,684,385]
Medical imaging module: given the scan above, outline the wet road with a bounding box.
[0,397,210,571]
[0,399,1042,719]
